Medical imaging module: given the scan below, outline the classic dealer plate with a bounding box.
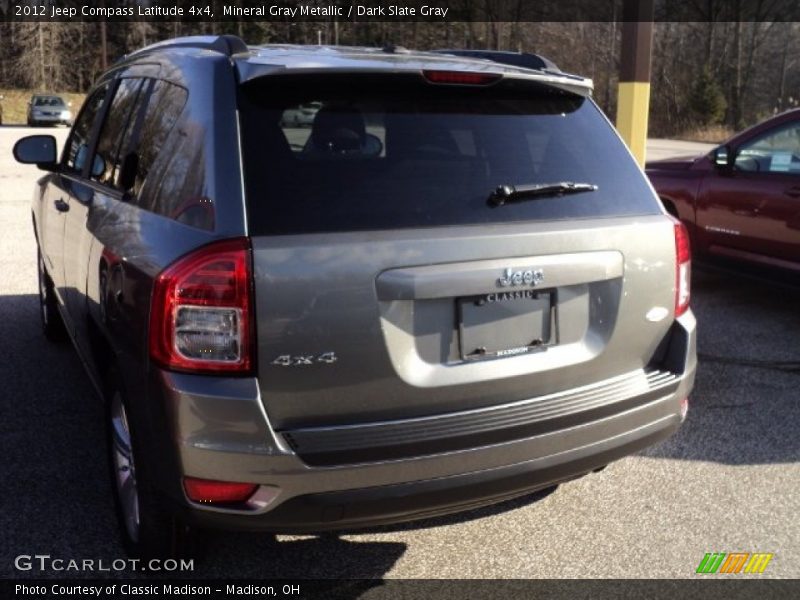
[458,291,554,360]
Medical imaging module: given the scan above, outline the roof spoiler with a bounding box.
[119,35,248,63]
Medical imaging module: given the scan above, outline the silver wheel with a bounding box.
[110,392,140,543]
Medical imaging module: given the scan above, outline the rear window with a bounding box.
[238,74,660,236]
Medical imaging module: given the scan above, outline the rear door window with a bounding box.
[91,78,144,187]
[238,74,661,236]
[86,77,190,222]
[62,85,109,174]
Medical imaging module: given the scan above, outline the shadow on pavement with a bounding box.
[0,293,406,580]
[0,293,113,577]
[641,267,800,465]
[5,263,796,581]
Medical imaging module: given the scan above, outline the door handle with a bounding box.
[53,198,70,212]
[784,186,800,198]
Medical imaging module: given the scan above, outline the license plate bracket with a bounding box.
[458,291,554,360]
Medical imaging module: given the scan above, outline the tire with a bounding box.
[37,248,67,341]
[105,370,202,559]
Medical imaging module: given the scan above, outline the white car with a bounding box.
[27,95,73,127]
[280,101,322,127]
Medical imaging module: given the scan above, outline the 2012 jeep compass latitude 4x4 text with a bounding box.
[14,36,696,558]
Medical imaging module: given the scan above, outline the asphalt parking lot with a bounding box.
[0,127,797,580]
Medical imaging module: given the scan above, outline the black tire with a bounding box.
[37,248,67,341]
[105,370,202,560]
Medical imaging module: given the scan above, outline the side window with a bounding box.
[133,83,210,229]
[147,121,208,229]
[133,80,187,199]
[737,123,800,174]
[91,78,144,187]
[113,79,152,188]
[63,85,108,174]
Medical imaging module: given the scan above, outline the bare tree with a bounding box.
[0,16,798,138]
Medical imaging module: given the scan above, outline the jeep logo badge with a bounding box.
[497,267,544,287]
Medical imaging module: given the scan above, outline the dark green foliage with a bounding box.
[688,67,727,126]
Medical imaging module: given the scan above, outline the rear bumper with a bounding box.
[29,115,70,125]
[152,311,696,533]
[185,402,681,533]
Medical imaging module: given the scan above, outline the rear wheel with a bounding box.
[106,372,202,559]
[37,248,67,341]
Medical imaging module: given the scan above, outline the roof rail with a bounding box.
[121,35,249,62]
[431,49,560,73]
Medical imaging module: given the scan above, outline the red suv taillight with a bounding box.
[674,221,691,317]
[149,238,254,374]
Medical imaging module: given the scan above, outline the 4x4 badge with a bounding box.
[498,267,544,287]
[272,352,338,367]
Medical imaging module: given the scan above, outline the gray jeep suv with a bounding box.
[14,36,696,558]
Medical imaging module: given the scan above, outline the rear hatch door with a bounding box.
[238,72,677,449]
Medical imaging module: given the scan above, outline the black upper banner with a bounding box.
[2,0,800,23]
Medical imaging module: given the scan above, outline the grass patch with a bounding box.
[0,89,86,125]
[677,124,734,144]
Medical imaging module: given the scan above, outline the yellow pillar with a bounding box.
[616,81,651,165]
[616,1,654,166]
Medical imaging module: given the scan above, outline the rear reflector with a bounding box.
[423,70,502,85]
[680,397,689,421]
[184,477,258,504]
[674,221,691,317]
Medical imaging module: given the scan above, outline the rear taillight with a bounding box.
[674,221,691,317]
[149,238,253,374]
[422,70,502,85]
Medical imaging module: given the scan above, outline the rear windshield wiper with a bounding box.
[488,182,598,207]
